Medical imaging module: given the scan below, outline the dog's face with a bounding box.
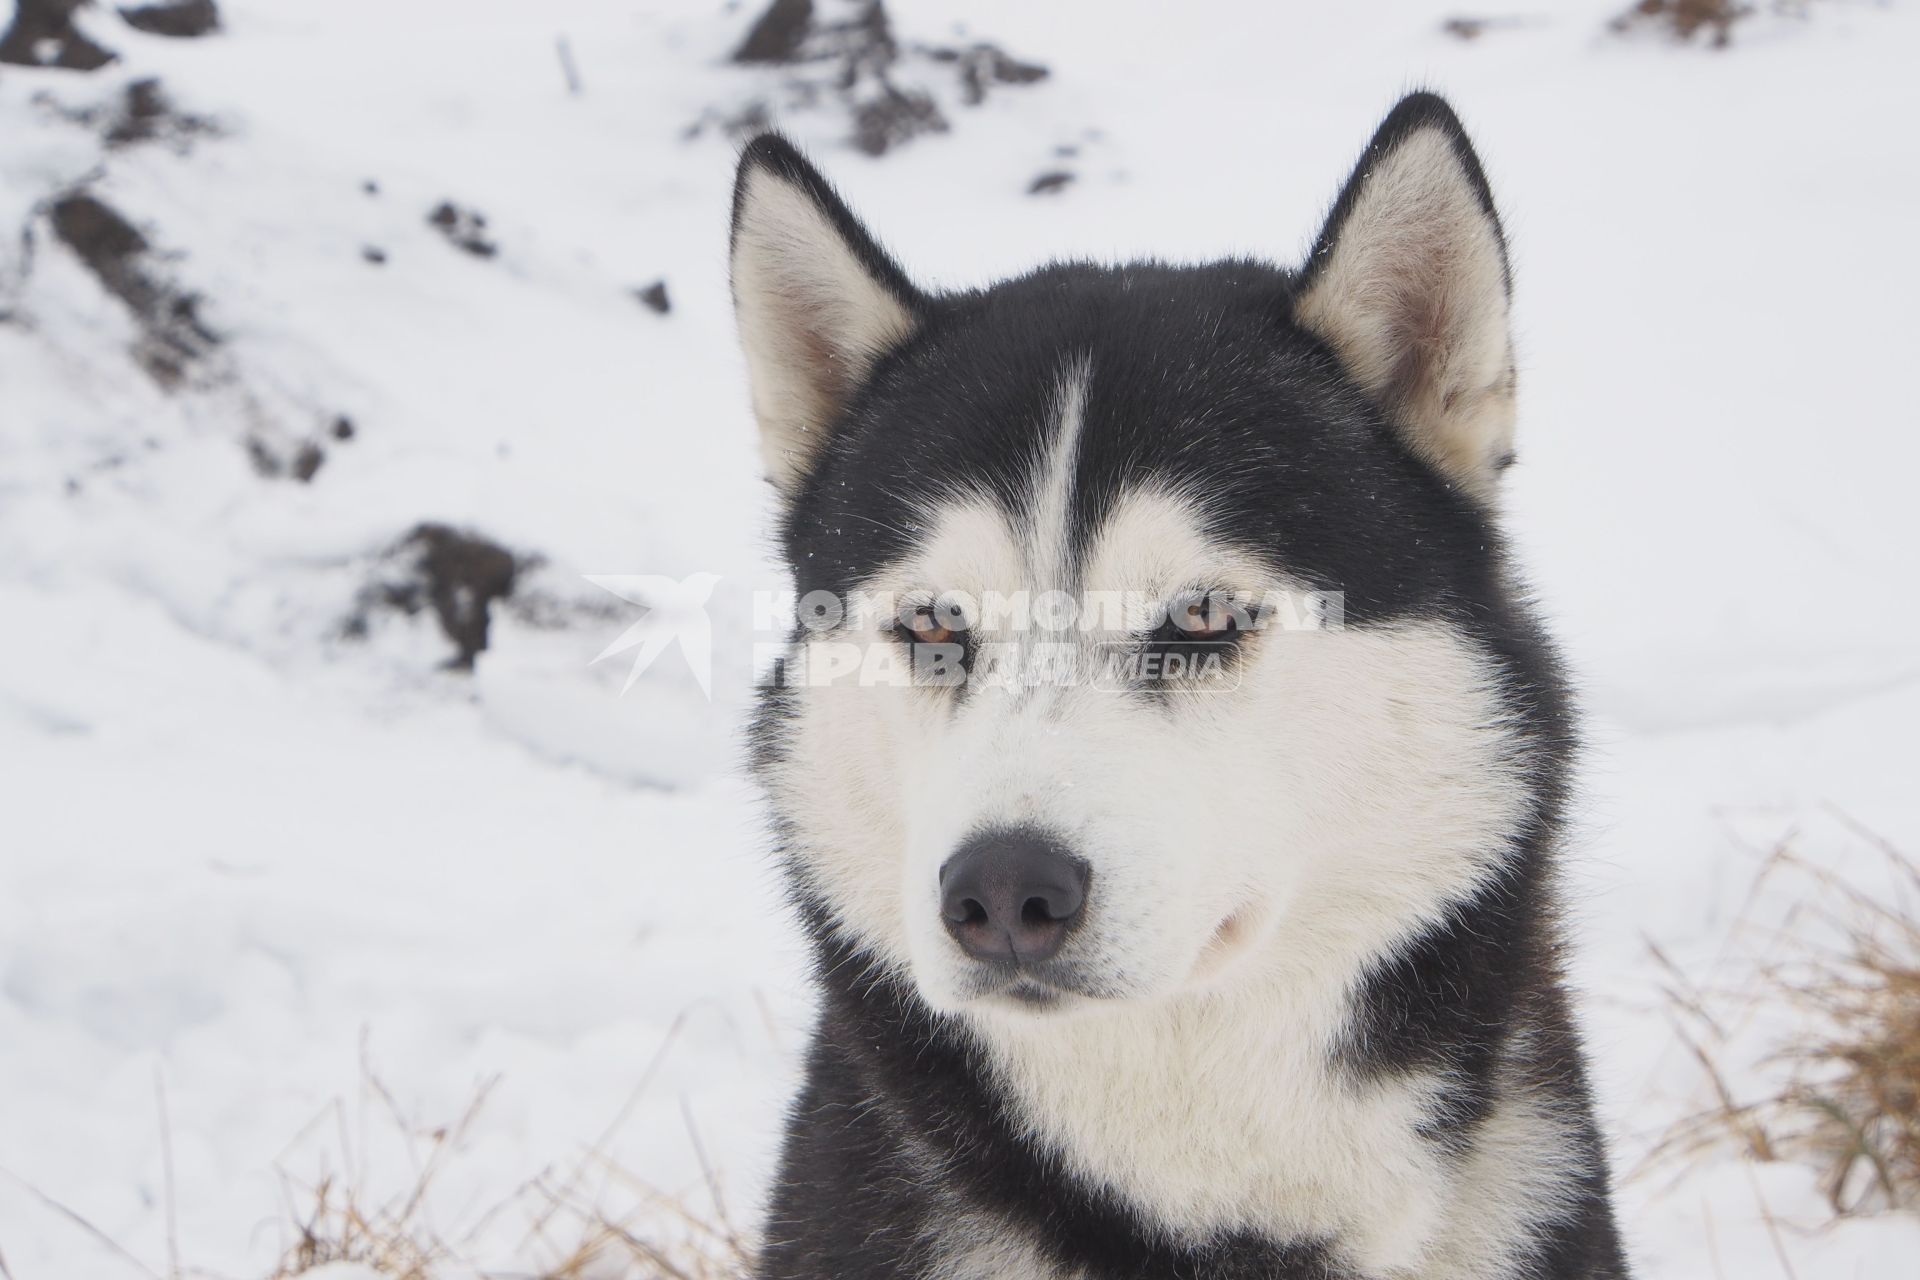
[734,96,1541,1019]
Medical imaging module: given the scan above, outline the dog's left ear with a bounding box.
[1295,93,1516,503]
[731,133,925,496]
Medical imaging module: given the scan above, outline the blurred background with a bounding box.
[2,1,1917,1276]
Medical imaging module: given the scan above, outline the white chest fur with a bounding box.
[967,983,1588,1280]
[972,977,1451,1276]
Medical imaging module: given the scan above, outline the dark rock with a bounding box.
[714,0,1045,157]
[635,280,671,314]
[849,82,945,157]
[361,245,387,265]
[1027,170,1074,196]
[427,201,497,258]
[107,77,168,144]
[51,193,148,265]
[369,524,521,670]
[1442,15,1532,40]
[1611,0,1749,46]
[331,416,356,442]
[291,441,324,483]
[734,0,813,63]
[49,191,220,385]
[952,42,1048,107]
[0,0,118,71]
[39,75,215,149]
[103,77,212,147]
[245,436,278,477]
[119,0,219,38]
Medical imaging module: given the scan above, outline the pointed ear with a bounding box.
[730,133,924,496]
[1295,93,1517,503]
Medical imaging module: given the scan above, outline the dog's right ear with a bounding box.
[1294,94,1516,505]
[731,134,924,496]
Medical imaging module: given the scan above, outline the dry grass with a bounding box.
[0,1028,756,1280]
[0,1023,752,1280]
[263,1033,754,1280]
[1649,826,1920,1218]
[267,1158,750,1280]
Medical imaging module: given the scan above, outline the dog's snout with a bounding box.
[939,830,1089,965]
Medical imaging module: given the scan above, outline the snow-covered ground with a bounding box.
[3,1,1918,1276]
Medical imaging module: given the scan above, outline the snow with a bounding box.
[2,0,1918,1276]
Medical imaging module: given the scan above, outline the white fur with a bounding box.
[1419,1030,1593,1280]
[758,358,1573,1271]
[955,590,1540,1274]
[731,165,917,492]
[1295,125,1516,503]
[902,1037,1589,1280]
[1028,355,1091,586]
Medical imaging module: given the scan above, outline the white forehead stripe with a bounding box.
[1026,356,1092,590]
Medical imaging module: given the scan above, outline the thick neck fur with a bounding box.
[791,818,1590,1280]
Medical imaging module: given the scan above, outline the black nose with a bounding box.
[940,830,1089,965]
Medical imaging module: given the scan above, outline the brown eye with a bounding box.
[1170,593,1240,642]
[897,603,966,648]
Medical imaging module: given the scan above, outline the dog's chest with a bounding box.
[974,998,1450,1275]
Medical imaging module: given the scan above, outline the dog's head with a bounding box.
[734,94,1555,1019]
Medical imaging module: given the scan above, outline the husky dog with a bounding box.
[731,93,1630,1279]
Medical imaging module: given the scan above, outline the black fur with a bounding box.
[739,94,1630,1279]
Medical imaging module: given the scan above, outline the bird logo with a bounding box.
[584,573,721,698]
